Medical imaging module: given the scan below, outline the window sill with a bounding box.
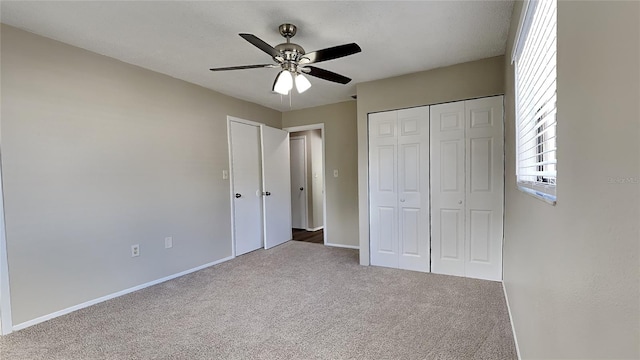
[517,184,557,205]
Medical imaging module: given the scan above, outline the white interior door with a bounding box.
[229,121,263,256]
[289,137,307,229]
[396,107,430,272]
[369,111,399,269]
[261,125,292,249]
[430,101,466,277]
[464,96,504,281]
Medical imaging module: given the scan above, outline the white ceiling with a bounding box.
[1,1,514,112]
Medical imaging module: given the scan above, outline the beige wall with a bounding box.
[356,56,505,264]
[503,1,640,358]
[283,102,358,247]
[289,129,323,230]
[0,25,281,325]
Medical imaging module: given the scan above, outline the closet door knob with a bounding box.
[400,199,406,203]
[299,187,304,191]
[458,200,463,205]
[235,193,242,198]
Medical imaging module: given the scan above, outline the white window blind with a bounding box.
[513,0,557,204]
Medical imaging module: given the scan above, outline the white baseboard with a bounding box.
[12,255,234,332]
[305,226,324,232]
[325,242,359,250]
[502,281,522,360]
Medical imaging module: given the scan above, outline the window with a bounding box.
[512,0,557,204]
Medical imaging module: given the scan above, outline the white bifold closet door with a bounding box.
[430,96,504,281]
[229,120,292,256]
[369,106,430,272]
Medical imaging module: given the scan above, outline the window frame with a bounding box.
[512,0,557,205]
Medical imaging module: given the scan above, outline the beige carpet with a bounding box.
[0,241,517,359]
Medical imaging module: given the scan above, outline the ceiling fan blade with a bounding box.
[209,64,276,71]
[300,43,361,65]
[303,66,352,84]
[239,33,281,59]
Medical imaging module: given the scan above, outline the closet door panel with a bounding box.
[369,111,399,269]
[400,208,420,255]
[440,209,463,259]
[397,106,430,272]
[464,96,504,281]
[376,207,396,253]
[430,102,465,276]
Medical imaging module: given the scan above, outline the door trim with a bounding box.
[283,124,328,246]
[0,154,13,335]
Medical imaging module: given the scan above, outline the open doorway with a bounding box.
[284,124,326,245]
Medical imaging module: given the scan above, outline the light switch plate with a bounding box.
[222,170,229,180]
[333,170,339,178]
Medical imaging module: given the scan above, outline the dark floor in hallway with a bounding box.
[292,228,323,244]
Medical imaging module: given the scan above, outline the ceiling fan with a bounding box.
[209,23,361,95]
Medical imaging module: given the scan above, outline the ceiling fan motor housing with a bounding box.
[275,43,305,61]
[275,24,306,68]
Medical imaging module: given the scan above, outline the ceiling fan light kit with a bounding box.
[294,73,312,93]
[273,70,293,95]
[272,72,310,95]
[210,23,361,96]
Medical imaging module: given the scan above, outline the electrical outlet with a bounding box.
[131,244,140,257]
[165,236,173,249]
